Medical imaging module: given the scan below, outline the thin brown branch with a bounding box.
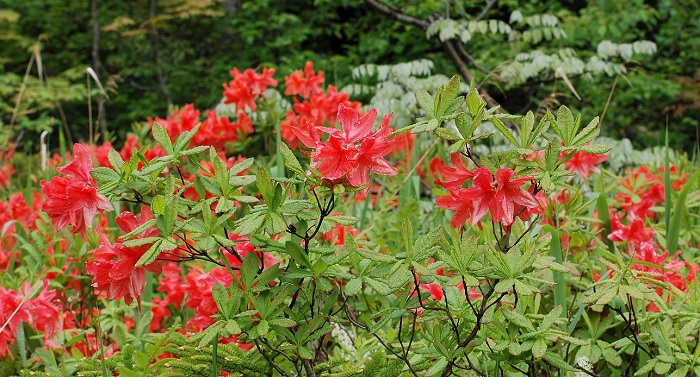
[364,0,429,29]
[474,0,498,22]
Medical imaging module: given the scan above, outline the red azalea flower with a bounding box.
[433,153,475,189]
[437,167,538,227]
[0,163,14,188]
[149,104,201,141]
[194,110,253,151]
[312,104,398,188]
[492,168,538,226]
[0,287,31,357]
[281,86,361,150]
[86,207,162,310]
[608,214,654,253]
[561,150,608,179]
[285,61,324,98]
[119,134,140,162]
[436,188,476,230]
[40,144,113,235]
[157,262,187,308]
[223,67,278,112]
[93,142,114,168]
[26,281,62,340]
[183,267,234,331]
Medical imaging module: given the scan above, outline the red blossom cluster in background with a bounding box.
[605,165,697,308]
[223,67,278,112]
[0,282,61,357]
[0,192,41,270]
[148,104,253,151]
[279,62,363,150]
[0,144,14,189]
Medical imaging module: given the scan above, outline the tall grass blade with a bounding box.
[595,177,614,252]
[664,124,671,234]
[666,167,700,254]
[542,224,566,331]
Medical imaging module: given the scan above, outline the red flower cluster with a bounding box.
[0,192,42,270]
[615,165,687,220]
[40,144,113,235]
[435,155,539,228]
[293,104,398,189]
[0,281,62,357]
[148,104,253,151]
[285,61,324,98]
[0,144,14,188]
[223,67,278,112]
[561,149,608,179]
[86,207,162,310]
[280,63,362,149]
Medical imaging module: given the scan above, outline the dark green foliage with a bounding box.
[0,0,697,153]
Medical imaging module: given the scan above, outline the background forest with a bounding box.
[0,0,698,152]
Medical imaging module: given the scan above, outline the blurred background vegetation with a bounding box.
[0,0,698,153]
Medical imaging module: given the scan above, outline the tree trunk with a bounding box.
[224,0,241,15]
[149,0,172,107]
[91,0,108,140]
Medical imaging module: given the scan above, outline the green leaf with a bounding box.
[436,75,460,117]
[181,145,209,156]
[345,278,362,296]
[446,139,467,154]
[466,79,483,116]
[285,241,311,268]
[434,127,462,141]
[532,338,547,359]
[122,236,161,248]
[270,318,296,328]
[241,253,259,289]
[257,167,275,203]
[134,239,162,268]
[279,141,305,176]
[541,305,563,330]
[572,116,600,146]
[364,277,392,295]
[211,149,230,193]
[355,246,396,262]
[416,89,435,118]
[527,116,550,147]
[140,160,168,176]
[327,215,359,226]
[173,123,200,155]
[634,360,657,376]
[544,352,574,371]
[152,195,166,216]
[229,157,255,176]
[233,213,266,235]
[414,118,439,133]
[402,218,413,260]
[426,357,448,377]
[492,117,520,147]
[556,106,575,144]
[578,144,612,154]
[107,149,124,171]
[225,319,241,335]
[667,167,700,254]
[668,366,689,377]
[91,167,120,183]
[212,283,229,318]
[151,123,173,154]
[520,111,535,148]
